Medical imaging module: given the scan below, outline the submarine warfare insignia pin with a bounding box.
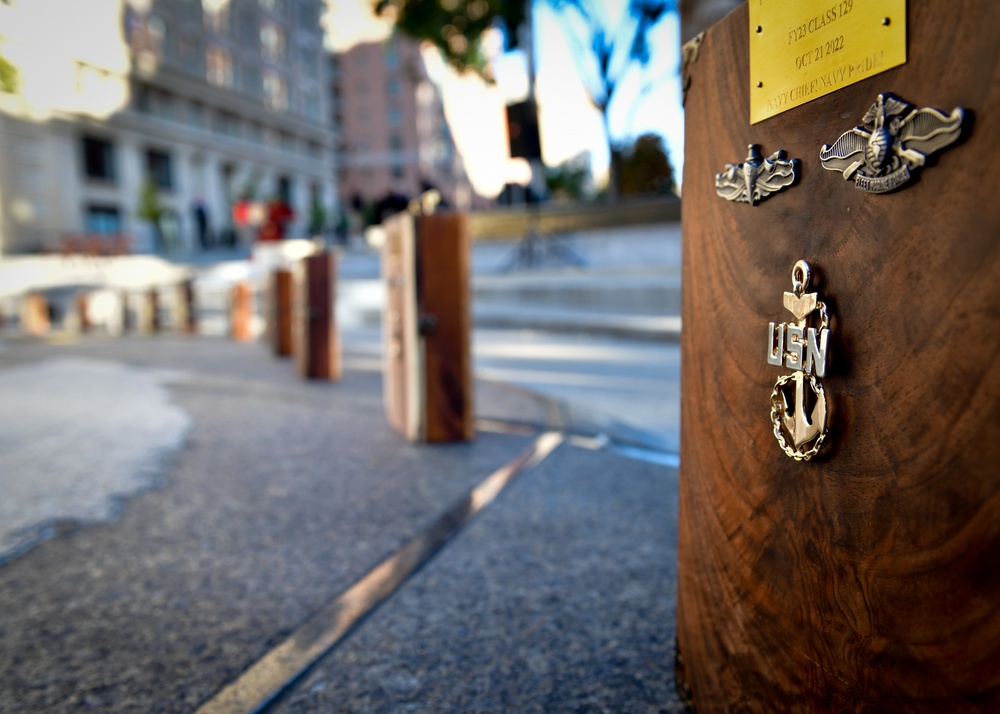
[767,261,830,461]
[820,92,966,193]
[715,144,800,205]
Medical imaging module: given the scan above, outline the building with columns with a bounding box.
[0,0,336,255]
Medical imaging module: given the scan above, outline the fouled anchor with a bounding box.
[767,261,831,461]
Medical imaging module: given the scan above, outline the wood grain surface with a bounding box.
[417,213,474,443]
[267,269,293,357]
[294,252,340,380]
[677,1,1000,711]
[382,213,419,439]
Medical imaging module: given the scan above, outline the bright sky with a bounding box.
[323,0,685,196]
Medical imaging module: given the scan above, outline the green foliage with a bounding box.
[617,133,675,196]
[0,52,18,93]
[308,197,326,234]
[376,0,526,79]
[136,180,163,222]
[545,160,589,200]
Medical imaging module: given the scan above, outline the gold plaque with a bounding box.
[749,0,907,124]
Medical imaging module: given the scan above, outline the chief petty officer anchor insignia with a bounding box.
[767,261,831,461]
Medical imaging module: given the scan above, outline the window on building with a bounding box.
[247,122,264,143]
[387,78,399,97]
[134,83,152,113]
[259,0,284,13]
[84,205,121,235]
[391,164,404,179]
[387,108,402,126]
[240,10,258,47]
[149,15,168,61]
[203,1,230,34]
[277,176,292,203]
[180,0,202,23]
[263,68,288,111]
[215,111,241,138]
[188,101,206,127]
[279,132,295,153]
[297,0,317,29]
[261,20,285,64]
[82,136,116,182]
[155,90,175,121]
[302,90,320,121]
[242,62,261,97]
[384,40,398,69]
[206,45,233,87]
[297,44,317,79]
[180,36,202,75]
[146,149,174,190]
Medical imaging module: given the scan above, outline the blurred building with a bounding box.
[0,0,336,255]
[331,33,477,222]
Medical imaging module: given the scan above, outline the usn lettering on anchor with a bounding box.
[767,261,831,461]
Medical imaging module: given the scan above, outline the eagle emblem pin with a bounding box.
[715,144,800,205]
[767,261,831,461]
[820,92,966,193]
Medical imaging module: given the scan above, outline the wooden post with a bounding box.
[293,252,339,379]
[266,268,294,357]
[174,280,197,334]
[21,293,50,336]
[145,288,161,333]
[120,290,131,333]
[230,281,253,342]
[381,212,473,443]
[75,292,91,333]
[677,2,1000,710]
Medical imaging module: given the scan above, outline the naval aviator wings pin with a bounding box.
[716,144,800,205]
[820,92,966,193]
[767,261,831,461]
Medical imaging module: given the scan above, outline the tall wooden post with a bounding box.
[266,268,294,357]
[293,252,339,379]
[382,212,473,443]
[677,2,1000,710]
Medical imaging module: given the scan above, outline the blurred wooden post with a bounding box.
[382,212,473,443]
[138,287,160,334]
[120,290,131,333]
[75,292,91,333]
[230,281,253,342]
[677,2,1000,710]
[266,268,293,357]
[293,252,339,379]
[174,280,197,334]
[21,293,50,336]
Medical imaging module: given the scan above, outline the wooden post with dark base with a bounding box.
[174,280,197,334]
[382,212,473,443]
[677,2,1000,711]
[267,268,293,357]
[293,253,339,380]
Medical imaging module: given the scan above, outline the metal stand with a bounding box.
[500,207,586,273]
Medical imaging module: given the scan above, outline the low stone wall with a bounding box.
[468,197,681,240]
